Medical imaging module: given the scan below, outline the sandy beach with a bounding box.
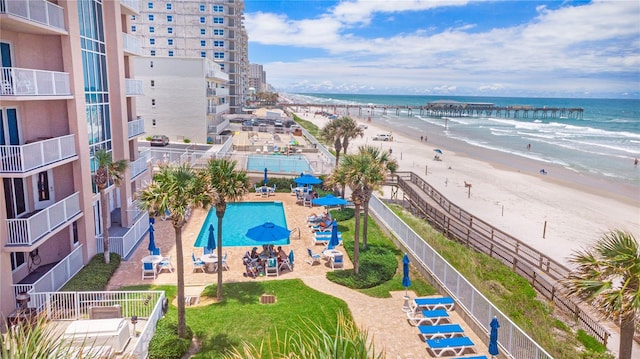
[290,106,640,267]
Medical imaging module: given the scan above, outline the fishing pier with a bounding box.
[282,100,584,119]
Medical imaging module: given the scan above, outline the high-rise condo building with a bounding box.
[0,0,149,319]
[249,63,266,93]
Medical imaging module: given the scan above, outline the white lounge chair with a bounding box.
[313,231,342,246]
[406,309,450,326]
[426,336,476,357]
[410,296,456,312]
[417,323,465,340]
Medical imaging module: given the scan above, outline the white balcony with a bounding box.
[6,192,82,246]
[1,67,71,98]
[130,149,150,179]
[207,87,229,97]
[128,118,145,139]
[0,0,66,35]
[125,78,143,96]
[0,134,77,175]
[96,212,149,259]
[122,32,142,56]
[120,0,141,15]
[207,103,230,115]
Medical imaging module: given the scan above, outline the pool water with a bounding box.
[247,154,311,174]
[194,202,290,247]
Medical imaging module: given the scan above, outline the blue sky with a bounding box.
[244,0,640,98]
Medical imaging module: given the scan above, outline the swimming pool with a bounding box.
[194,202,290,247]
[247,154,311,174]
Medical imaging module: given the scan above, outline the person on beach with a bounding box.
[635,158,638,166]
[420,135,423,142]
[527,143,531,150]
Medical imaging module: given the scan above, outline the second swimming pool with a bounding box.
[194,201,290,247]
[246,154,311,174]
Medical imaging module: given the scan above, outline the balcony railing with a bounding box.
[128,118,145,139]
[130,149,150,179]
[122,32,142,56]
[125,78,143,96]
[1,67,71,96]
[6,192,81,246]
[96,212,149,259]
[0,134,76,174]
[0,0,66,33]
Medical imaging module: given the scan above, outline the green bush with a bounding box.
[61,253,121,291]
[327,244,396,288]
[146,136,152,141]
[577,329,608,353]
[148,318,193,359]
[330,208,354,221]
[183,139,191,143]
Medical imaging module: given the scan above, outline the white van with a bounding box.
[373,133,392,141]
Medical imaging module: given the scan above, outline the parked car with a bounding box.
[150,135,170,147]
[358,124,368,130]
[372,133,392,141]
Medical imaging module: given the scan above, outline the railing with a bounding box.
[6,192,81,245]
[125,78,143,96]
[207,87,229,97]
[300,126,336,167]
[130,149,150,179]
[370,196,553,359]
[0,134,76,173]
[0,67,71,96]
[122,32,142,55]
[128,118,145,139]
[12,244,84,306]
[96,212,149,259]
[0,0,66,31]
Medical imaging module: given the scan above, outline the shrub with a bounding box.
[327,244,396,288]
[146,136,152,141]
[330,208,354,221]
[61,253,121,291]
[183,138,191,143]
[148,318,193,359]
[577,329,608,353]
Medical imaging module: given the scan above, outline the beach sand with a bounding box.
[290,106,640,268]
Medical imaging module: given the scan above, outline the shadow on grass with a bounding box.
[201,281,267,305]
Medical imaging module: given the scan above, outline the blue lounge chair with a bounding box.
[312,231,342,245]
[426,336,475,357]
[418,323,464,340]
[406,309,450,326]
[411,296,455,312]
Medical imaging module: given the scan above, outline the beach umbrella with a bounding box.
[288,250,294,268]
[327,220,340,250]
[312,194,347,207]
[246,222,291,242]
[194,223,216,252]
[488,316,500,358]
[433,148,443,154]
[294,174,322,185]
[147,222,157,253]
[402,253,412,297]
[263,167,268,185]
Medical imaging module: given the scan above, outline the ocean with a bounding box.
[284,93,640,189]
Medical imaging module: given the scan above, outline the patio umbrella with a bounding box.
[433,148,443,154]
[402,253,412,297]
[312,194,347,207]
[263,167,268,185]
[294,174,322,185]
[246,222,291,242]
[147,222,157,253]
[327,220,340,250]
[194,223,216,252]
[288,250,294,267]
[488,316,500,358]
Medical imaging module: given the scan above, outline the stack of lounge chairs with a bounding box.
[405,296,485,358]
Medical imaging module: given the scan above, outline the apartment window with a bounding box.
[200,51,206,58]
[200,28,206,35]
[131,15,136,20]
[166,3,172,10]
[168,38,173,45]
[148,14,154,21]
[152,99,156,106]
[152,119,157,126]
[214,52,224,59]
[200,16,205,24]
[131,25,136,32]
[213,17,223,24]
[72,221,79,245]
[149,26,155,33]
[167,15,173,22]
[214,29,224,36]
[11,252,25,271]
[199,4,205,12]
[200,40,206,47]
[149,38,155,45]
[214,40,224,47]
[168,27,173,34]
[168,50,174,57]
[147,2,153,9]
[150,60,154,68]
[221,98,225,104]
[150,50,156,56]
[150,80,155,87]
[213,5,223,12]
[219,63,225,70]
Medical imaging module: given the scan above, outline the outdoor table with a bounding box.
[141,255,162,265]
[323,249,342,259]
[199,254,219,272]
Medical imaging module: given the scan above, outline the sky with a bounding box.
[244,0,640,98]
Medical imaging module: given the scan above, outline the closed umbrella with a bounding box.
[402,253,412,296]
[263,167,268,186]
[288,250,294,268]
[488,316,500,358]
[327,220,340,250]
[205,224,216,254]
[312,194,347,207]
[147,223,157,254]
[246,222,291,242]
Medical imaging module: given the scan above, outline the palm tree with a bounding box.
[93,149,128,264]
[563,230,639,359]
[338,117,364,199]
[138,163,210,338]
[205,158,249,301]
[358,145,397,248]
[321,119,343,167]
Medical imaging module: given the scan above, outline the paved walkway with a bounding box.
[107,192,488,358]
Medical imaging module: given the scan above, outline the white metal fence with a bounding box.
[0,0,66,31]
[0,134,76,173]
[96,212,150,259]
[0,67,70,96]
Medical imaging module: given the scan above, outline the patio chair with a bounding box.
[306,247,321,265]
[411,296,455,313]
[142,261,156,280]
[204,247,214,255]
[158,255,174,273]
[279,255,293,272]
[254,184,262,196]
[265,257,279,277]
[260,186,269,198]
[417,323,465,340]
[330,254,344,270]
[406,309,450,326]
[216,252,230,271]
[192,253,205,273]
[425,336,476,357]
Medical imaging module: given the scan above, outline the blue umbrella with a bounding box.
[294,174,322,185]
[402,253,412,296]
[246,222,291,242]
[288,250,294,268]
[434,148,443,154]
[263,168,268,186]
[147,223,157,253]
[312,194,347,207]
[206,224,216,253]
[488,316,500,357]
[327,220,340,250]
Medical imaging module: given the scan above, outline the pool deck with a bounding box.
[106,191,487,358]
